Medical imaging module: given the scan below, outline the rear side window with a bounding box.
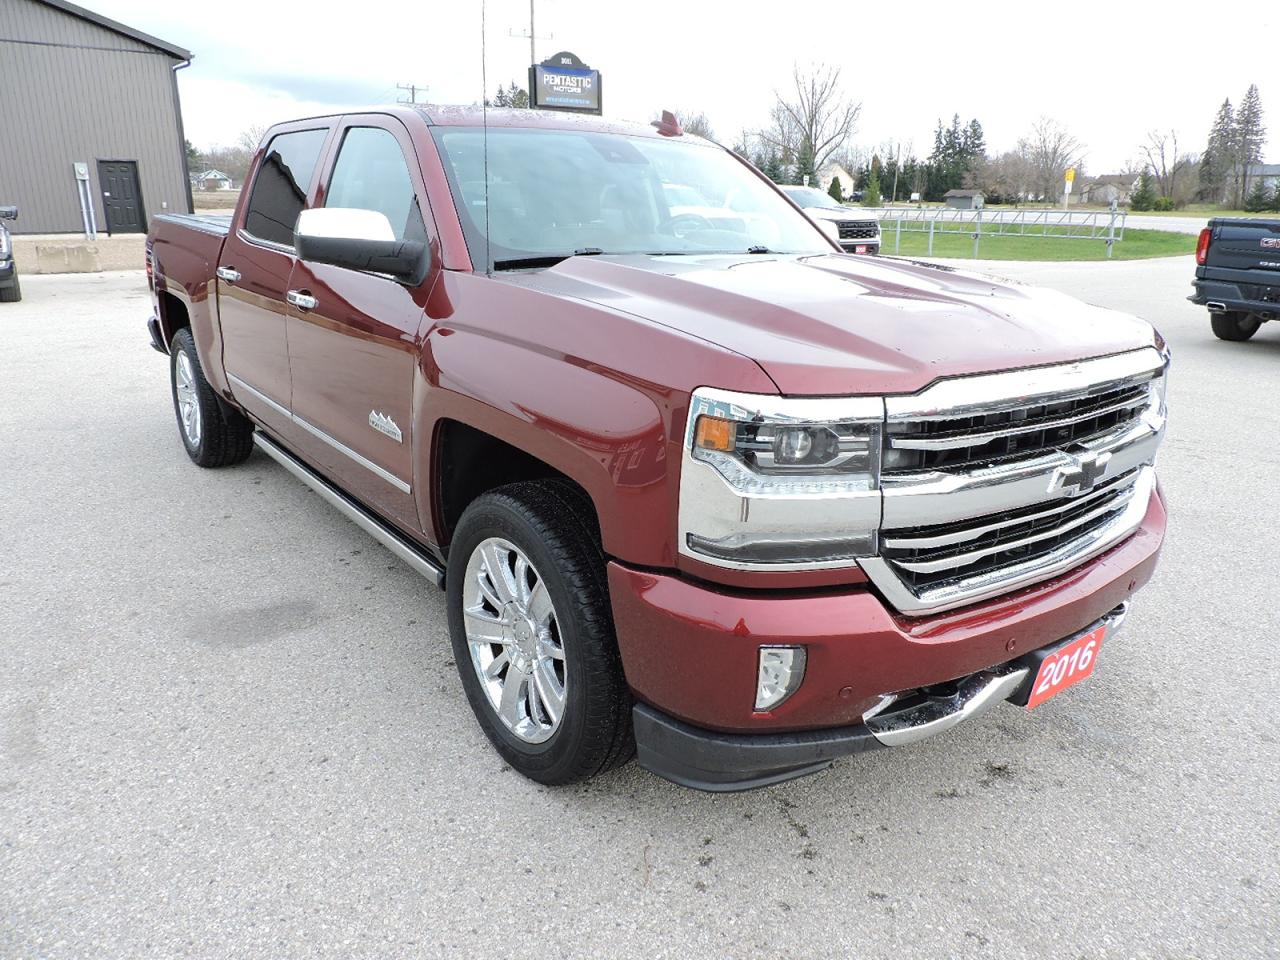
[325,127,426,242]
[243,128,328,247]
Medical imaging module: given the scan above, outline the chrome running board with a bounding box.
[252,431,445,588]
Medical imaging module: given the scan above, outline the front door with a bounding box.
[285,118,435,532]
[217,125,330,435]
[97,161,145,234]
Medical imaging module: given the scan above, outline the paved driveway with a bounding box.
[2,261,1276,959]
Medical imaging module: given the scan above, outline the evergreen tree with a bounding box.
[862,159,882,206]
[1199,99,1235,204]
[795,140,817,188]
[1235,84,1266,206]
[827,177,844,202]
[1129,169,1157,211]
[1244,178,1272,213]
[763,151,785,184]
[184,139,201,174]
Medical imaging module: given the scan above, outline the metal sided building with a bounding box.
[0,0,192,235]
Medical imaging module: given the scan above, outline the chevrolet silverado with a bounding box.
[145,106,1169,791]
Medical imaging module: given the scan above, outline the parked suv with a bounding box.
[0,205,20,302]
[145,107,1167,791]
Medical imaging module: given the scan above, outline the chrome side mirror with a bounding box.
[294,207,429,285]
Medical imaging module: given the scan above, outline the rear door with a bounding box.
[284,116,437,531]
[218,124,332,432]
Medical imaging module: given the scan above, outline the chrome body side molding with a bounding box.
[227,372,411,495]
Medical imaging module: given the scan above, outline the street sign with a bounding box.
[529,51,602,115]
[1065,167,1076,183]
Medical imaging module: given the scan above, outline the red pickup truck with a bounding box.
[146,106,1169,791]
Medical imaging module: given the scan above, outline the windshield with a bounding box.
[783,186,847,210]
[431,127,830,267]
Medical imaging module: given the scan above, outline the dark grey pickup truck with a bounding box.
[1192,217,1280,341]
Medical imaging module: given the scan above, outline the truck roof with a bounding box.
[265,104,711,142]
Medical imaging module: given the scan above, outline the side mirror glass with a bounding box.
[0,206,17,222]
[294,208,428,285]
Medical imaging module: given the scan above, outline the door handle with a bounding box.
[286,289,318,311]
[216,266,241,283]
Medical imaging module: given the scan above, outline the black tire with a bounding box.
[446,480,633,785]
[169,327,255,467]
[0,275,20,302]
[1210,311,1261,342]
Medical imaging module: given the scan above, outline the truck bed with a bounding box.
[154,212,232,237]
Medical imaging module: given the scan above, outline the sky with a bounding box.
[92,0,1276,174]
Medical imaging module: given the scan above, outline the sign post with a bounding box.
[1063,166,1076,210]
[529,51,602,115]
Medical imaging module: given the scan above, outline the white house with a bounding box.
[193,169,235,191]
[817,162,856,198]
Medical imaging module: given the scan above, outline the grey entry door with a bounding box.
[97,161,146,234]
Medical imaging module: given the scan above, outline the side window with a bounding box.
[243,128,328,247]
[325,127,427,242]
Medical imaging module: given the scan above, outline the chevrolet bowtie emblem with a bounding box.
[1049,450,1111,496]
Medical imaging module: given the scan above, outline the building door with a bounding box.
[97,161,145,234]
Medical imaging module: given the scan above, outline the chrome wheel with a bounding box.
[174,349,202,447]
[462,537,566,744]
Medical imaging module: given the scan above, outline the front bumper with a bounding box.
[633,603,1129,791]
[610,488,1165,786]
[0,258,14,285]
[840,240,880,254]
[1189,279,1280,320]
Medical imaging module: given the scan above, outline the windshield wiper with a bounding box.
[491,248,606,271]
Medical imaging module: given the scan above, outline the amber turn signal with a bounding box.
[694,415,736,452]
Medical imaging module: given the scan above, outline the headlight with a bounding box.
[679,388,884,570]
[0,231,8,258]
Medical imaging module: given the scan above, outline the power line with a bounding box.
[396,83,428,105]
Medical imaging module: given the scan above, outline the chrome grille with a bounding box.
[837,220,878,240]
[884,373,1155,474]
[860,348,1168,615]
[880,469,1139,594]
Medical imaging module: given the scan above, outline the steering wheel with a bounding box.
[660,212,717,239]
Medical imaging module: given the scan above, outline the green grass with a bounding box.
[878,227,1195,262]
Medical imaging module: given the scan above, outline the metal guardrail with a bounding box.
[862,207,1128,258]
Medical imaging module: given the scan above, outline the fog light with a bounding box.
[755,645,807,711]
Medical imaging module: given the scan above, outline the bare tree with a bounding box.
[760,64,861,171]
[237,124,269,153]
[674,110,715,140]
[968,150,1033,204]
[1018,117,1084,201]
[1141,130,1195,201]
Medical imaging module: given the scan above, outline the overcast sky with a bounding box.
[95,0,1275,173]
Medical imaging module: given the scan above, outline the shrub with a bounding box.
[828,178,844,203]
[1152,196,1176,212]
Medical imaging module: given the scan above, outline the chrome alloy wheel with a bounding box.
[174,349,202,447]
[462,538,567,744]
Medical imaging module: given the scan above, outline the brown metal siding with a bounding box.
[0,0,191,234]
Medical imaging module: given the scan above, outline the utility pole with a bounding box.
[396,83,428,105]
[508,2,551,65]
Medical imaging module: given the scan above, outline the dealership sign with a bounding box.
[529,51,602,115]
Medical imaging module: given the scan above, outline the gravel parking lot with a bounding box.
[2,257,1277,959]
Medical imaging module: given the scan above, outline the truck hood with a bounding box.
[502,253,1158,395]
